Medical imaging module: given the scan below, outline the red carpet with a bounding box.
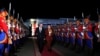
[41,46,60,56]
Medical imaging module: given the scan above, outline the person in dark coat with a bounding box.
[35,23,45,53]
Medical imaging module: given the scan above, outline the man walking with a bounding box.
[35,23,45,53]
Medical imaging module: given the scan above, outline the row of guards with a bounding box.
[0,2,29,56]
[51,12,100,56]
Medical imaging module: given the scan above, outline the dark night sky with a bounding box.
[0,0,100,21]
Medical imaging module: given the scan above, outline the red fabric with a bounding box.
[65,26,68,32]
[86,23,92,32]
[77,24,83,32]
[45,29,53,49]
[41,45,60,56]
[69,25,75,37]
[65,26,69,37]
[95,24,98,32]
[45,29,53,41]
[84,23,93,39]
[15,27,20,34]
[0,17,8,44]
[76,24,83,38]
[70,25,75,32]
[63,27,67,37]
[0,17,8,34]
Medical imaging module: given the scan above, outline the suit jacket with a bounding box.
[35,27,45,40]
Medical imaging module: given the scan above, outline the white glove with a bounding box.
[97,34,99,38]
[12,24,15,28]
[63,29,65,31]
[81,32,84,36]
[98,25,100,28]
[74,27,77,31]
[73,33,75,37]
[83,26,86,29]
[10,36,13,39]
[81,32,84,39]
[67,28,70,31]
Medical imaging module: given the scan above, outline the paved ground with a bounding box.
[14,38,35,56]
[53,42,100,56]
[13,37,100,56]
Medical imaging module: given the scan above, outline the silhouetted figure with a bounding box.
[45,25,53,52]
[35,24,45,53]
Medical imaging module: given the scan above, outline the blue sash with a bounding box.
[87,31,93,38]
[86,32,93,48]
[77,33,83,46]
[0,32,6,41]
[79,33,82,37]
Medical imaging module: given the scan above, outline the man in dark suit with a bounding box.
[35,23,45,53]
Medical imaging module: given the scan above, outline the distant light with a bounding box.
[30,18,35,22]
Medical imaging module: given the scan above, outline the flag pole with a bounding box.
[97,8,100,39]
[74,16,76,24]
[13,9,15,17]
[17,13,19,20]
[82,12,84,39]
[20,17,24,23]
[8,2,11,19]
[67,18,69,38]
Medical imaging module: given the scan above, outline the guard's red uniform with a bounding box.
[84,23,93,49]
[69,25,75,37]
[15,25,20,34]
[0,17,8,34]
[76,24,83,39]
[69,24,75,45]
[84,23,92,39]
[15,24,20,40]
[0,17,8,44]
[94,24,98,33]
[76,24,83,46]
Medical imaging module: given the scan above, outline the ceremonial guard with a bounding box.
[69,22,75,49]
[14,20,20,48]
[94,22,100,52]
[83,17,93,56]
[11,18,17,51]
[75,20,83,53]
[64,23,69,47]
[62,24,67,46]
[6,16,13,56]
[61,24,65,45]
[57,25,61,43]
[0,8,9,56]
[94,22,100,42]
